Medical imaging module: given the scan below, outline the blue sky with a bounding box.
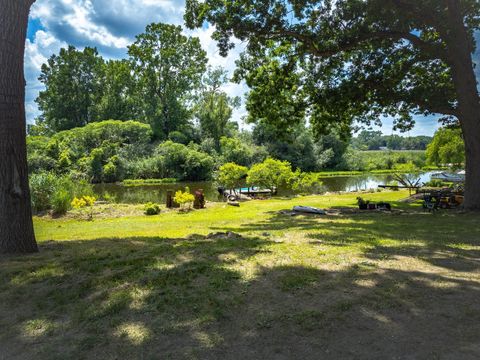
[25,1,480,137]
[25,0,247,129]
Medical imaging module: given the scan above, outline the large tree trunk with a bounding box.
[0,0,38,253]
[446,0,480,210]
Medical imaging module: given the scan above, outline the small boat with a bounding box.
[431,171,465,182]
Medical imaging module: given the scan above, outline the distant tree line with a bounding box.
[350,130,432,151]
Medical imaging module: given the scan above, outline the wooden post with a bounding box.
[193,189,205,209]
[166,190,173,208]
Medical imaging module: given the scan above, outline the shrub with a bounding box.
[124,155,166,180]
[51,188,72,215]
[392,161,420,173]
[217,163,248,191]
[246,158,294,192]
[27,120,153,183]
[102,156,123,183]
[101,191,117,203]
[30,173,94,215]
[30,173,57,212]
[174,187,195,210]
[292,172,323,194]
[71,196,96,208]
[71,195,96,220]
[144,202,161,215]
[156,141,214,181]
[168,131,189,144]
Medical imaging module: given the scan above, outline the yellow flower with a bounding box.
[71,196,96,209]
[71,197,87,209]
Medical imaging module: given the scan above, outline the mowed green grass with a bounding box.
[2,191,480,359]
[33,191,409,241]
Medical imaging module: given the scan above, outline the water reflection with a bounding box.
[93,172,435,204]
[320,172,433,192]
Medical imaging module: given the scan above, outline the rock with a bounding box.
[227,201,240,207]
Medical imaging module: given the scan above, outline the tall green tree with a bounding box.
[196,67,240,150]
[36,46,105,133]
[252,121,319,171]
[0,0,38,253]
[427,127,465,168]
[128,23,208,139]
[185,0,480,209]
[96,59,136,121]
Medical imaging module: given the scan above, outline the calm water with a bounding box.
[93,172,436,204]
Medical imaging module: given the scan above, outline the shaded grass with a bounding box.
[1,190,480,359]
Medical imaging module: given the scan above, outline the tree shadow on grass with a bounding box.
[0,235,272,359]
[1,209,480,359]
[205,263,480,359]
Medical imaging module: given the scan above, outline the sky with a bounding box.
[25,0,480,137]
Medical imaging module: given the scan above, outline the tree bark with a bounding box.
[0,0,38,253]
[445,0,480,210]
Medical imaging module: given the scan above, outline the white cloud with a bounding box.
[25,30,67,123]
[25,3,479,132]
[189,25,249,128]
[30,0,185,51]
[25,0,247,125]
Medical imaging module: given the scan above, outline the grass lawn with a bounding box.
[2,191,480,359]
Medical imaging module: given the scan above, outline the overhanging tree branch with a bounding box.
[263,28,448,61]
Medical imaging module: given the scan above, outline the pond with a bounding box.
[93,172,436,204]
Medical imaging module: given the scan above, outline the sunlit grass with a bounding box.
[1,190,480,358]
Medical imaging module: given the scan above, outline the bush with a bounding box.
[71,195,96,220]
[27,120,153,183]
[30,173,57,212]
[156,141,215,181]
[124,156,166,180]
[168,131,189,144]
[217,162,248,191]
[174,187,195,210]
[71,195,96,208]
[51,188,72,215]
[144,202,161,215]
[29,173,93,215]
[292,172,323,194]
[246,158,294,192]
